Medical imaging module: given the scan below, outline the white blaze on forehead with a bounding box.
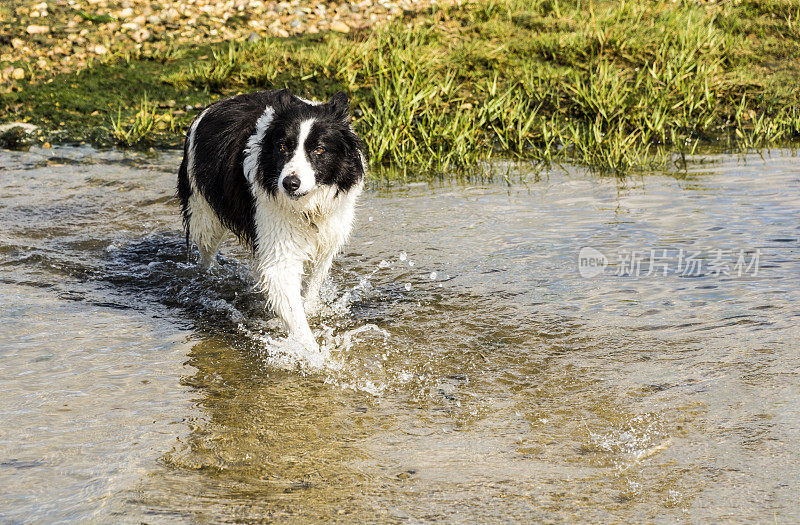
[297,96,322,106]
[279,118,317,196]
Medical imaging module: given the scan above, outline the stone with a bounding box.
[12,68,25,80]
[133,29,152,42]
[0,123,39,149]
[330,20,350,33]
[0,122,38,134]
[3,0,457,93]
[26,25,51,34]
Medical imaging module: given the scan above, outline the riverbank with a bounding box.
[2,0,800,178]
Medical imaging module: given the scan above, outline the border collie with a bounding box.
[177,89,366,351]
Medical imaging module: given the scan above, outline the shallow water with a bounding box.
[1,146,799,522]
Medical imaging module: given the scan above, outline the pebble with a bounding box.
[26,25,51,34]
[12,68,26,80]
[330,20,350,33]
[5,0,455,86]
[133,29,152,42]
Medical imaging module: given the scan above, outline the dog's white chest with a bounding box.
[251,183,360,266]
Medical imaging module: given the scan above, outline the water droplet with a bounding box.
[429,272,437,280]
[404,283,411,291]
[399,251,407,261]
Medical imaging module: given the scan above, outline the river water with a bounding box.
[1,146,798,522]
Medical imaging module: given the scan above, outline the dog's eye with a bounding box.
[278,143,287,154]
[313,146,325,155]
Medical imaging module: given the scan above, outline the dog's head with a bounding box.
[254,91,365,202]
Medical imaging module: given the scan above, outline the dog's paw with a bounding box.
[299,335,322,360]
[281,333,325,369]
[291,328,320,353]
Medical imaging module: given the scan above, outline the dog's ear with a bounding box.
[327,91,350,121]
[273,89,295,110]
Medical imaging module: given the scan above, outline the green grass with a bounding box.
[108,94,180,146]
[3,0,800,179]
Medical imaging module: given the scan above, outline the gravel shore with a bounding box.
[1,0,453,89]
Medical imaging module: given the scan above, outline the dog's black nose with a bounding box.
[282,175,301,193]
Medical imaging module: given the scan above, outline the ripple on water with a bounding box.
[1,146,799,522]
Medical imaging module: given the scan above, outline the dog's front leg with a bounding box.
[304,248,338,315]
[257,260,317,350]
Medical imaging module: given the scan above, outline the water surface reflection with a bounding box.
[0,147,798,522]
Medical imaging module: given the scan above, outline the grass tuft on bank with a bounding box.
[3,0,800,179]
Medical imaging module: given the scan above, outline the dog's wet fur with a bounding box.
[177,89,366,351]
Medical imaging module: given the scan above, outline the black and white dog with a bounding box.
[177,89,366,351]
